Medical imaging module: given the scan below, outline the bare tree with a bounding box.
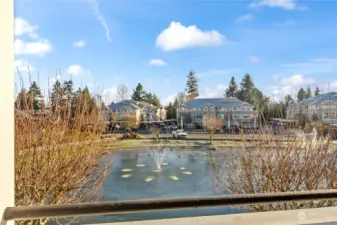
[15,85,110,225]
[202,105,223,144]
[211,133,337,212]
[117,84,128,101]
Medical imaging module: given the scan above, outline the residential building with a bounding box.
[108,100,167,124]
[176,97,258,129]
[286,92,337,125]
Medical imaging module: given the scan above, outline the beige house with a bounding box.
[286,92,337,125]
[108,100,166,125]
[177,97,258,128]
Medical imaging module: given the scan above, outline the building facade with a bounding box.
[176,97,258,129]
[108,100,166,124]
[286,92,337,125]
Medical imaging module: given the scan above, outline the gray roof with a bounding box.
[109,100,139,111]
[109,99,158,111]
[180,97,249,109]
[301,92,337,106]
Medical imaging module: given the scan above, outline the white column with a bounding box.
[228,114,231,127]
[0,0,14,223]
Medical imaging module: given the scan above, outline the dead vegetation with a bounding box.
[15,80,110,225]
[212,131,337,212]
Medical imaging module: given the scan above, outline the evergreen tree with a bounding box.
[237,74,255,104]
[172,99,179,118]
[165,102,174,119]
[284,94,294,107]
[314,87,321,96]
[50,80,62,113]
[185,71,199,101]
[297,88,306,102]
[305,86,312,99]
[132,83,146,101]
[152,93,160,107]
[225,76,238,97]
[27,81,44,111]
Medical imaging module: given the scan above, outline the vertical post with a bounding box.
[0,0,14,224]
[228,114,231,128]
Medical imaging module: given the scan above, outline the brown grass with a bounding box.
[15,83,110,225]
[212,129,337,212]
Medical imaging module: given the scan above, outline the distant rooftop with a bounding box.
[180,97,249,109]
[301,92,337,105]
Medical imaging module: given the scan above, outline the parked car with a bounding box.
[172,129,188,139]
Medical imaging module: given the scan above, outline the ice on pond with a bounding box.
[169,175,179,181]
[144,176,154,182]
[182,171,192,175]
[136,164,146,167]
[162,162,168,166]
[121,169,134,172]
[153,169,162,173]
[121,174,132,178]
[180,167,186,170]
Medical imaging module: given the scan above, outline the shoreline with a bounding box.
[102,138,337,153]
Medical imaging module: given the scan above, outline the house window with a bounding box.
[203,107,207,111]
[211,115,214,119]
[211,107,215,111]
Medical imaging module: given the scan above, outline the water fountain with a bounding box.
[150,145,169,171]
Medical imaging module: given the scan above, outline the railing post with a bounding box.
[0,0,15,224]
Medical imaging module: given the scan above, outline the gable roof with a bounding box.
[180,97,249,109]
[300,92,337,106]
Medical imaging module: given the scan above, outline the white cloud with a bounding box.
[102,86,118,104]
[330,81,337,90]
[14,18,52,56]
[249,56,260,63]
[249,0,297,10]
[281,74,315,86]
[14,39,52,56]
[148,59,167,66]
[156,21,226,51]
[91,0,112,43]
[200,84,227,98]
[163,94,176,106]
[73,40,85,48]
[14,18,38,38]
[236,14,255,22]
[14,59,34,72]
[66,65,91,77]
[267,74,315,100]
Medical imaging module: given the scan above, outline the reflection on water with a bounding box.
[77,149,247,224]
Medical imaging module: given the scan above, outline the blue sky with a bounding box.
[14,0,337,105]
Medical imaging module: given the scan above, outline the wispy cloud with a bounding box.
[249,56,260,63]
[249,0,305,10]
[73,40,85,48]
[91,0,112,43]
[148,59,167,66]
[236,14,255,22]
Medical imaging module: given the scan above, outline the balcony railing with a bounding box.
[2,190,337,225]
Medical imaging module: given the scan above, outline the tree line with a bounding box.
[15,79,100,118]
[165,71,324,121]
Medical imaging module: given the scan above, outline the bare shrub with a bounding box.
[15,82,110,225]
[212,133,337,212]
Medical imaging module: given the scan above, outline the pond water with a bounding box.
[78,148,247,224]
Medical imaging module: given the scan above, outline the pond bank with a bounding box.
[102,139,337,153]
